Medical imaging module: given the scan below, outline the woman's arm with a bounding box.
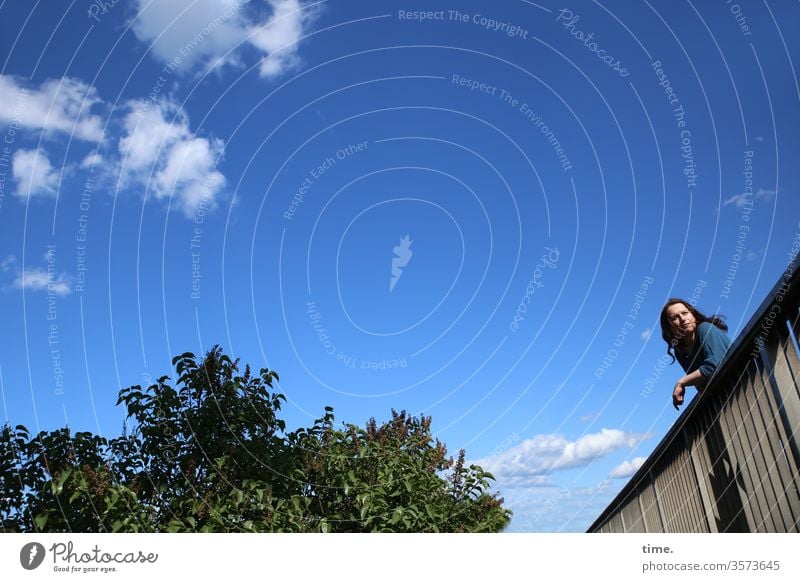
[673,369,706,409]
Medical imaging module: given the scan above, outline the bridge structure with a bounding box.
[588,261,800,533]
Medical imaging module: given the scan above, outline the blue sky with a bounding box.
[1,0,798,532]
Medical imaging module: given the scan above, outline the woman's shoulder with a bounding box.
[697,321,731,343]
[698,321,723,333]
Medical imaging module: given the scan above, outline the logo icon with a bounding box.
[390,235,413,292]
[20,542,46,570]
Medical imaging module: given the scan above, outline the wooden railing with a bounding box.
[588,260,800,532]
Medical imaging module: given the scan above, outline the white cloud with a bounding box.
[12,148,60,198]
[13,267,72,295]
[80,151,105,169]
[474,428,651,487]
[132,0,250,72]
[609,456,647,478]
[723,192,750,208]
[131,0,314,78]
[1,255,16,272]
[755,187,776,202]
[641,328,652,341]
[249,0,310,78]
[724,187,777,209]
[0,75,104,141]
[118,100,225,217]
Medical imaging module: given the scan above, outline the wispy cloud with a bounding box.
[1,255,16,272]
[640,328,652,341]
[723,187,777,208]
[755,187,776,202]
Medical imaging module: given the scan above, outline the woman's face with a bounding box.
[666,303,696,338]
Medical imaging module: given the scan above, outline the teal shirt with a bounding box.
[676,322,732,379]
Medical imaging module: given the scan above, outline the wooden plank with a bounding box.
[707,392,752,531]
[684,424,714,532]
[755,360,800,532]
[741,362,795,531]
[727,365,775,530]
[761,328,800,470]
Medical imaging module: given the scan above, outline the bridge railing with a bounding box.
[588,260,800,533]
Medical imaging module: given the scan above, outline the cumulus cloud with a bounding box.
[12,148,60,197]
[0,75,105,141]
[132,0,250,71]
[609,456,647,479]
[118,100,225,216]
[131,0,314,78]
[475,429,650,487]
[13,267,72,295]
[249,0,311,78]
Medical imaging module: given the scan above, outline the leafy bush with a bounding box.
[0,347,510,532]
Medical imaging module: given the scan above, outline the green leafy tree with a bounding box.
[0,347,510,532]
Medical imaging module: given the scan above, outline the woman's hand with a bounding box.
[672,381,686,410]
[671,370,705,410]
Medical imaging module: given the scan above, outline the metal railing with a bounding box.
[588,260,800,533]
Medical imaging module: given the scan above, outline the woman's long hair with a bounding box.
[659,298,728,362]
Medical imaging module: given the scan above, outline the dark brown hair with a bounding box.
[659,298,728,362]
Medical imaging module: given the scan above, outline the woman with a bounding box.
[659,299,732,409]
